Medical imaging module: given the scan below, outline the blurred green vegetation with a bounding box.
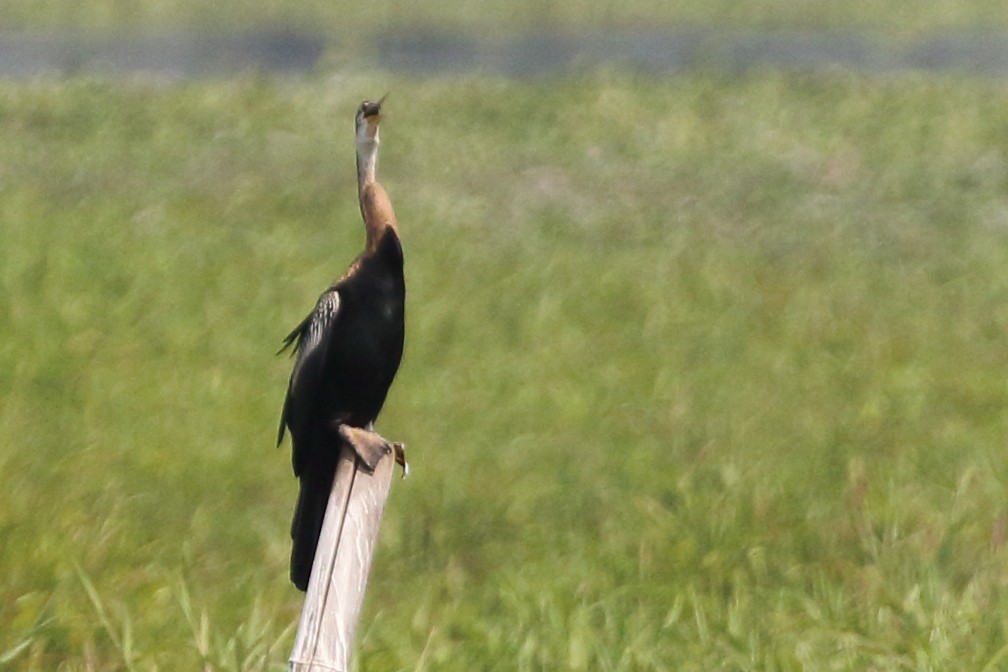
[3,71,1008,669]
[3,0,1008,35]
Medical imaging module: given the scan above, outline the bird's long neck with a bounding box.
[356,139,378,191]
[356,140,398,252]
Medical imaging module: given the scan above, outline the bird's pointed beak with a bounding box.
[362,95,386,121]
[363,97,385,139]
[357,96,387,143]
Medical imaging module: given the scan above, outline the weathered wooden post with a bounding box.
[289,426,405,672]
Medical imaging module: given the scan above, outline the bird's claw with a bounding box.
[393,442,409,479]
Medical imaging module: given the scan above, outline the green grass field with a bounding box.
[4,69,1008,670]
[6,0,1008,35]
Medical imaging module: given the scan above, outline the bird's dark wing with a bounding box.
[276,289,341,466]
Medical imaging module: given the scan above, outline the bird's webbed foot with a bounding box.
[393,442,409,479]
[334,424,408,478]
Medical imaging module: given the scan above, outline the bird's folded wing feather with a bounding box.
[277,290,341,464]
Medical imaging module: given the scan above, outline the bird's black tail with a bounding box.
[289,454,337,591]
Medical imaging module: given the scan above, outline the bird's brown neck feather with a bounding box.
[356,139,397,252]
[359,182,398,252]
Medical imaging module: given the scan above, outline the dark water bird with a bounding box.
[277,97,405,591]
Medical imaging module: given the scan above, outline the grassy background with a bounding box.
[4,0,1008,36]
[4,68,1008,669]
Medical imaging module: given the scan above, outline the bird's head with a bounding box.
[355,96,385,146]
